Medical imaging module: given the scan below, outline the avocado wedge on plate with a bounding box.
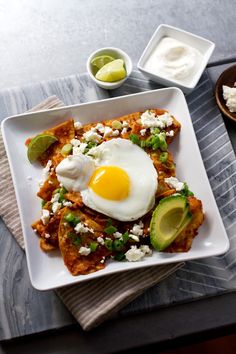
[150,195,192,251]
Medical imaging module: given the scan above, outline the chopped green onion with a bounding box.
[181,182,194,197]
[114,252,125,261]
[140,140,146,148]
[104,238,113,251]
[64,213,75,223]
[159,152,168,163]
[158,133,168,151]
[61,143,72,156]
[151,127,160,135]
[84,141,98,154]
[129,134,140,146]
[53,188,61,194]
[90,242,98,252]
[58,187,67,202]
[73,216,81,226]
[64,213,80,226]
[113,239,124,251]
[122,231,129,243]
[41,199,46,208]
[104,225,117,234]
[112,120,122,130]
[145,136,153,148]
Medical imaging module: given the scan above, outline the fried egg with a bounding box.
[56,138,158,221]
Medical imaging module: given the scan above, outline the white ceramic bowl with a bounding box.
[137,24,215,94]
[87,47,133,90]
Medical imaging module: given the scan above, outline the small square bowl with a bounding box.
[137,24,215,93]
[87,47,132,90]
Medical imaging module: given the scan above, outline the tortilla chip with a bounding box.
[39,119,75,166]
[166,196,204,252]
[58,208,110,275]
[37,171,60,201]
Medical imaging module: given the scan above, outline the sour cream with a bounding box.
[56,154,95,192]
[144,37,203,85]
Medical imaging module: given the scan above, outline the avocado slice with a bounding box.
[150,195,192,251]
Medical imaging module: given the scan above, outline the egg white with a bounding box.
[81,138,158,221]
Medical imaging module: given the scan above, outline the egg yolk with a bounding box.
[89,166,130,201]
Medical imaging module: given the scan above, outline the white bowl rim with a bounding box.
[137,23,215,90]
[86,47,133,88]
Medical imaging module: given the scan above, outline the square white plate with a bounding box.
[1,88,229,290]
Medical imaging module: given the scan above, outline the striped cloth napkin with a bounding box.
[0,96,183,330]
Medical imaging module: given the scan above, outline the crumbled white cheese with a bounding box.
[95,123,105,134]
[130,222,144,236]
[165,176,184,191]
[223,84,236,112]
[63,201,73,207]
[100,259,105,263]
[140,110,173,129]
[79,246,91,256]
[51,193,60,203]
[125,246,145,262]
[52,201,62,213]
[70,138,81,147]
[48,180,53,185]
[122,121,129,127]
[121,127,127,135]
[41,209,50,225]
[42,160,52,180]
[74,222,94,234]
[45,233,51,239]
[140,245,152,256]
[112,129,120,137]
[166,130,174,137]
[103,126,113,138]
[140,128,147,136]
[74,121,83,129]
[97,236,105,245]
[129,234,140,242]
[83,130,102,143]
[113,231,123,239]
[73,143,87,155]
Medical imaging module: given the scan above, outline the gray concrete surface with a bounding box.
[0,0,235,90]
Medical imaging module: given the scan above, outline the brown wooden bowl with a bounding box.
[215,64,236,122]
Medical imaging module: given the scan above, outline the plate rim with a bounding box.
[1,87,230,290]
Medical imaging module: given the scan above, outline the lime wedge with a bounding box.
[27,134,58,163]
[95,59,126,82]
[91,55,115,70]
